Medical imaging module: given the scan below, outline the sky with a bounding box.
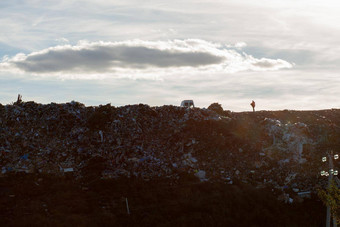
[1,0,340,111]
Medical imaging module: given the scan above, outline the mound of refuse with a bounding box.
[1,101,340,197]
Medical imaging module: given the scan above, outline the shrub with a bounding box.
[208,103,224,115]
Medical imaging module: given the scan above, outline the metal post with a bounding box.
[126,197,130,215]
[326,154,337,227]
[322,151,339,227]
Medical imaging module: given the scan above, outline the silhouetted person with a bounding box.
[250,100,255,112]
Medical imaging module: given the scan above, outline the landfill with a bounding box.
[1,100,340,201]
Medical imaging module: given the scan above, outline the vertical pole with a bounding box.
[326,203,331,227]
[330,154,337,227]
[126,197,130,215]
[326,154,334,227]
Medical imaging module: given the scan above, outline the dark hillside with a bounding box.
[1,101,339,226]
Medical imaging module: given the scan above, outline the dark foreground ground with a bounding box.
[0,173,325,227]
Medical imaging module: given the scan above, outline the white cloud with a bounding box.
[0,39,292,79]
[234,42,247,48]
[55,37,69,43]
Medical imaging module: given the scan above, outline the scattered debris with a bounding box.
[1,100,339,195]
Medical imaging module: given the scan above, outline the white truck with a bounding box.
[180,100,194,108]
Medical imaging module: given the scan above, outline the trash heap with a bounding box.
[0,101,221,179]
[1,101,340,196]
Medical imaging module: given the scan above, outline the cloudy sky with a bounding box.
[1,0,340,111]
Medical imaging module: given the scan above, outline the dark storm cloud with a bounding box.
[12,43,224,73]
[0,40,293,76]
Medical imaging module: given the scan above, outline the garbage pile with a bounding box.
[0,101,220,179]
[1,101,340,196]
